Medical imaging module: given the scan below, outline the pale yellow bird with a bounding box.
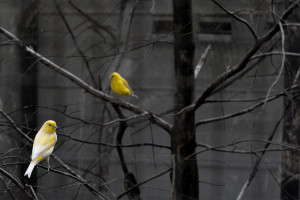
[109,72,138,98]
[24,120,57,178]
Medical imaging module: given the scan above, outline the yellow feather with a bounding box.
[109,72,138,98]
[34,155,43,161]
[41,120,57,133]
[33,132,56,147]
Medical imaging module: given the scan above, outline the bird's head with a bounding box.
[109,72,121,79]
[41,120,57,134]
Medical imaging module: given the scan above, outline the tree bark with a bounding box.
[281,2,300,199]
[171,0,198,199]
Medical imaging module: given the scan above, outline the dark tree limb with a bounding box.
[112,104,141,200]
[0,26,172,134]
[117,168,172,200]
[236,103,290,200]
[196,87,297,126]
[0,167,36,199]
[236,21,288,200]
[180,0,300,115]
[67,1,117,43]
[26,184,38,200]
[211,0,258,40]
[56,3,99,89]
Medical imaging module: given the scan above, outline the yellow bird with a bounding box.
[24,120,58,178]
[109,72,138,98]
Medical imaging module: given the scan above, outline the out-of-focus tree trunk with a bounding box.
[281,2,300,199]
[18,1,38,128]
[17,0,38,183]
[171,0,198,199]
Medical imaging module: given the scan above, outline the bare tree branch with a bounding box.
[0,26,172,134]
[27,184,38,200]
[0,167,24,190]
[196,87,296,126]
[67,1,117,43]
[251,51,300,61]
[236,104,288,200]
[236,21,288,200]
[60,133,170,149]
[56,3,98,89]
[9,104,149,129]
[0,109,110,200]
[182,0,300,115]
[117,168,172,200]
[0,1,299,199]
[0,167,36,199]
[112,103,141,200]
[52,155,110,200]
[255,21,287,121]
[211,0,258,40]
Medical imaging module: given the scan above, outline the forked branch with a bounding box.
[183,0,300,115]
[0,27,172,134]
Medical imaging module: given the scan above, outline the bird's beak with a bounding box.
[54,125,58,129]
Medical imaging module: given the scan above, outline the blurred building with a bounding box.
[0,0,288,199]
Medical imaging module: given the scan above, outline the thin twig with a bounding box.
[27,184,38,200]
[254,21,286,121]
[0,109,109,200]
[0,110,32,142]
[0,26,172,134]
[117,168,172,199]
[236,21,287,200]
[67,1,116,42]
[236,103,289,200]
[0,167,24,189]
[251,51,300,61]
[181,0,300,115]
[0,168,36,199]
[211,0,258,40]
[196,89,287,126]
[52,155,109,200]
[56,4,98,88]
[60,133,170,149]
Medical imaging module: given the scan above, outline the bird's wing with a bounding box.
[121,77,132,92]
[31,131,57,161]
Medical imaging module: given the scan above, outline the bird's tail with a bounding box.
[24,161,37,178]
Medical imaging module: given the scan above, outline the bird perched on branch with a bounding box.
[24,120,58,178]
[109,72,138,98]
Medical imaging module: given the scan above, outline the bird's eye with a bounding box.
[49,124,51,126]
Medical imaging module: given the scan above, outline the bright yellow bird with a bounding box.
[24,120,58,178]
[109,72,138,98]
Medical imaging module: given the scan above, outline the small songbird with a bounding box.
[109,72,138,98]
[24,120,58,178]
